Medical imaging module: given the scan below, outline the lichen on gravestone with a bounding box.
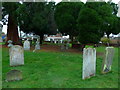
[6,70,22,82]
[9,45,24,66]
[101,47,114,74]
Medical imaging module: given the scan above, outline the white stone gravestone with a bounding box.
[9,45,24,66]
[24,40,30,50]
[102,47,114,74]
[82,48,96,80]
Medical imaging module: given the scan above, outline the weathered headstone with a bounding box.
[6,70,22,82]
[50,39,53,43]
[0,37,2,42]
[82,48,96,80]
[23,40,30,50]
[102,47,114,74]
[54,40,57,44]
[9,45,24,66]
[35,39,40,50]
[8,40,13,48]
[66,42,70,49]
[60,41,66,51]
[61,45,65,50]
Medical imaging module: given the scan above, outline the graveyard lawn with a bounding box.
[2,46,118,88]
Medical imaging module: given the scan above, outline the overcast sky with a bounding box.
[52,0,119,4]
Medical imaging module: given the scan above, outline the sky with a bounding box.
[52,0,119,4]
[1,0,120,35]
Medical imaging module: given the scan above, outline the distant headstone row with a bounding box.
[23,38,40,52]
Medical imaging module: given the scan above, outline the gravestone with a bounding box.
[66,41,70,49]
[9,45,24,66]
[50,39,53,43]
[82,48,96,80]
[24,39,30,50]
[0,37,2,42]
[8,40,13,48]
[54,40,57,44]
[35,39,40,50]
[102,47,114,74]
[60,41,66,51]
[6,70,22,82]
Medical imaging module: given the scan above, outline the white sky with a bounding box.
[52,0,119,4]
[1,0,119,35]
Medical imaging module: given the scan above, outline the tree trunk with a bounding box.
[70,35,73,42]
[6,14,20,45]
[106,33,110,38]
[39,33,44,44]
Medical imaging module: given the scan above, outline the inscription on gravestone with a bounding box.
[82,48,96,80]
[9,45,24,66]
[6,70,22,82]
[102,47,114,74]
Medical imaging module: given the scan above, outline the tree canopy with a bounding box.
[2,1,120,45]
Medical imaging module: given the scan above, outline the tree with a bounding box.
[18,2,57,44]
[77,7,102,44]
[54,2,84,41]
[2,2,21,45]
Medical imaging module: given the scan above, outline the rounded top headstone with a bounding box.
[8,40,13,43]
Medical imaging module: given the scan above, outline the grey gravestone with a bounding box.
[35,40,40,50]
[8,40,13,48]
[50,39,53,43]
[23,40,30,50]
[9,45,24,66]
[0,37,2,42]
[102,47,114,74]
[61,41,66,51]
[66,42,69,49]
[82,48,96,80]
[33,39,40,52]
[61,45,65,50]
[6,70,22,82]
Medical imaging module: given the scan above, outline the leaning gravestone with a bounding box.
[6,70,22,82]
[101,47,114,74]
[9,45,24,66]
[23,40,30,50]
[82,48,96,80]
[35,39,40,50]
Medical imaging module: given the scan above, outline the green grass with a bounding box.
[0,48,2,89]
[0,42,5,45]
[2,46,118,88]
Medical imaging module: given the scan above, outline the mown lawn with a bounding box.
[2,46,118,88]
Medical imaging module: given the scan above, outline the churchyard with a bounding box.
[1,1,120,89]
[1,43,118,88]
